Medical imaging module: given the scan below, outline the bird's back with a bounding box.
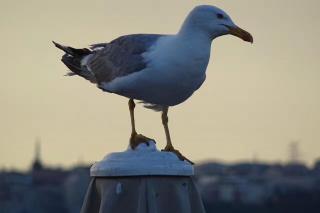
[54,34,164,86]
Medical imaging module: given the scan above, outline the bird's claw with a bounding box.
[130,133,155,149]
[162,146,194,165]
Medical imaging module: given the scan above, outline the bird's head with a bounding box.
[181,5,253,43]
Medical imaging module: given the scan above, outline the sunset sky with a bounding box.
[1,0,319,170]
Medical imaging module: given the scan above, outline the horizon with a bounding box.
[2,140,318,172]
[1,0,320,170]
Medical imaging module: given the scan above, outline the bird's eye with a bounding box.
[217,13,224,19]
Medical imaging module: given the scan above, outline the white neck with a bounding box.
[176,23,212,62]
[178,20,212,43]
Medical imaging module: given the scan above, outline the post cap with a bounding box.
[90,141,194,177]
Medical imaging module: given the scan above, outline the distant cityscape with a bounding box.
[1,143,320,213]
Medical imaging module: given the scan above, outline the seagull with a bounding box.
[53,5,253,164]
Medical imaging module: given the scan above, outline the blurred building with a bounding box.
[0,143,90,213]
[195,161,320,213]
[0,143,320,213]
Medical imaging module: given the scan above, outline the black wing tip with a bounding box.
[52,40,63,49]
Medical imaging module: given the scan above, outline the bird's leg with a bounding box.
[129,99,154,149]
[129,98,137,137]
[161,107,173,150]
[161,107,194,164]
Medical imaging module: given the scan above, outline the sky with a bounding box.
[0,0,319,170]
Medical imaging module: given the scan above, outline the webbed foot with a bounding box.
[130,132,155,149]
[162,145,194,165]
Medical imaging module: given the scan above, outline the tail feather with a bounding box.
[53,41,96,83]
[52,41,91,56]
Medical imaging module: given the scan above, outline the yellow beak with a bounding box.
[228,26,253,43]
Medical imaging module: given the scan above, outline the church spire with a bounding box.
[35,138,41,162]
[32,137,43,171]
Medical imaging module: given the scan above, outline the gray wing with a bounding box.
[86,34,164,84]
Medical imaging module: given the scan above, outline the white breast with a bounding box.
[144,35,211,85]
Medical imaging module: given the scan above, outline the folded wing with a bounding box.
[54,34,163,89]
